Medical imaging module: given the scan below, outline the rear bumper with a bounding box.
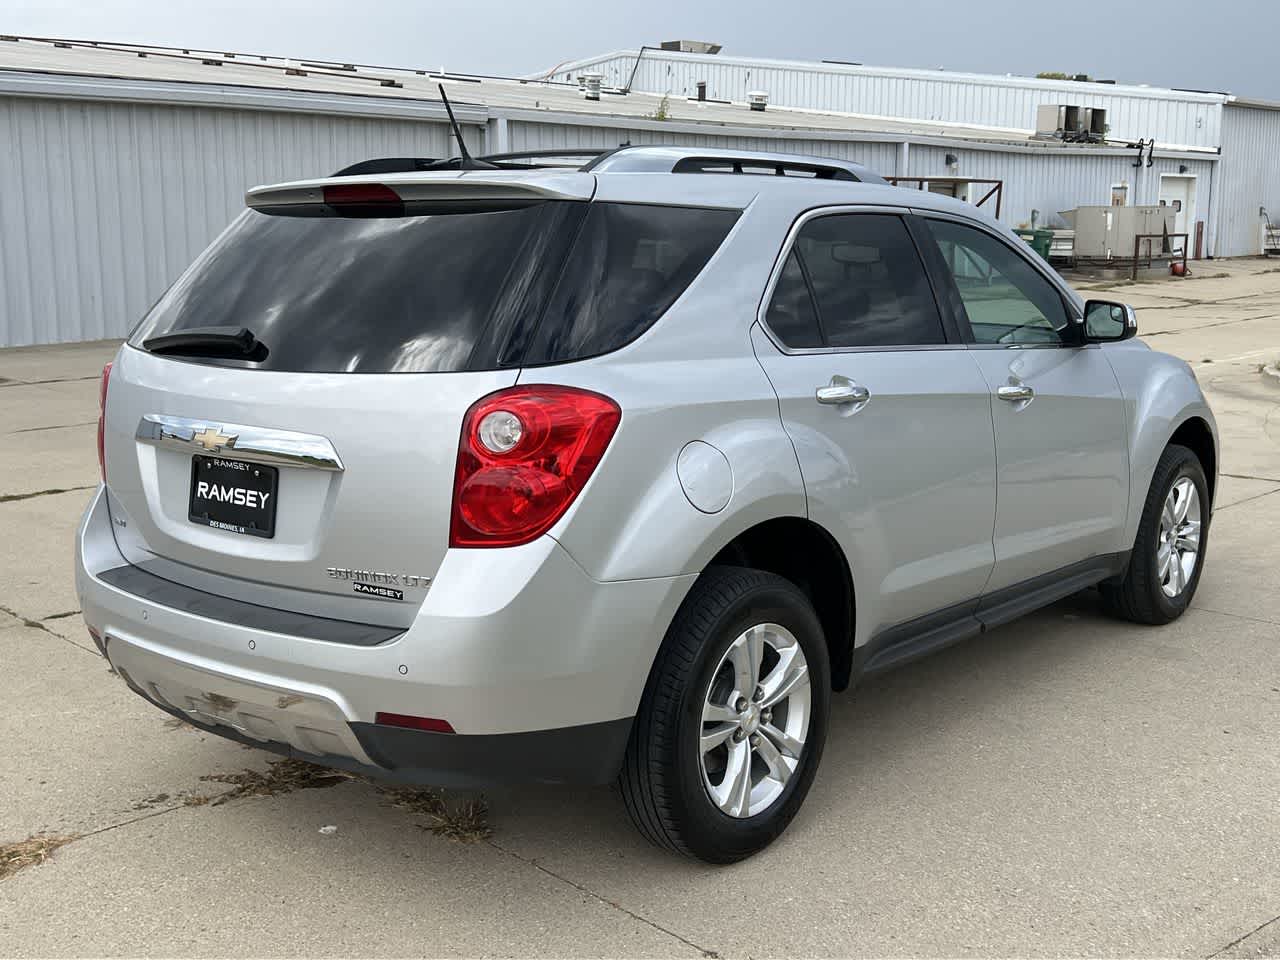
[129,683,633,788]
[76,486,691,785]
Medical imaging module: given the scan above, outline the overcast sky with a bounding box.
[4,0,1278,100]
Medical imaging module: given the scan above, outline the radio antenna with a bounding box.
[438,84,496,170]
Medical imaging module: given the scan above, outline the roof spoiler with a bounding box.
[246,172,596,216]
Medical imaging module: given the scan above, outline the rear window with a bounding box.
[130,200,738,374]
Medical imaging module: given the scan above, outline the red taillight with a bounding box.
[322,182,404,217]
[96,361,112,482]
[374,712,455,734]
[450,386,621,548]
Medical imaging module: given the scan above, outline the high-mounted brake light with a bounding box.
[96,361,112,482]
[450,386,621,548]
[322,182,404,217]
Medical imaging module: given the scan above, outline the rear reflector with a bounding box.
[322,183,404,217]
[374,712,455,734]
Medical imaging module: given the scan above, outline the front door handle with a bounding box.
[996,383,1035,403]
[816,377,871,407]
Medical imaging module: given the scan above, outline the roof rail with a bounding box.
[329,145,887,183]
[585,145,887,184]
[670,156,857,180]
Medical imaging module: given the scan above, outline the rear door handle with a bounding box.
[996,383,1035,403]
[816,377,871,407]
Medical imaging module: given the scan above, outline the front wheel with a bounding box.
[1102,443,1209,624]
[619,567,830,864]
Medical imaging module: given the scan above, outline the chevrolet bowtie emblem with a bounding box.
[192,426,236,452]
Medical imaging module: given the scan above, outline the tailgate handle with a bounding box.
[136,415,344,472]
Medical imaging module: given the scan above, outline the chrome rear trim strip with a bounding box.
[136,414,344,472]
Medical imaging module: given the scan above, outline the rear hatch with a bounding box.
[103,172,594,628]
[101,170,742,628]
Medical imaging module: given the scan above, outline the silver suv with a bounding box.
[77,145,1217,863]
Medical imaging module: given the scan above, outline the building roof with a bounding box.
[548,46,1232,106]
[0,34,1215,157]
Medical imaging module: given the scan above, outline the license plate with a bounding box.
[189,456,278,539]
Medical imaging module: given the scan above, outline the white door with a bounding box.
[1159,175,1197,246]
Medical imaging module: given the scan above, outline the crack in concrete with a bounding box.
[1143,312,1280,338]
[10,419,98,434]
[1215,487,1280,512]
[1193,605,1280,628]
[1221,472,1280,483]
[0,602,98,657]
[485,837,720,957]
[0,374,100,388]
[1208,911,1280,958]
[0,484,95,504]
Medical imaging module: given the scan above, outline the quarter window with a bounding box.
[764,251,823,348]
[764,213,946,349]
[925,219,1070,345]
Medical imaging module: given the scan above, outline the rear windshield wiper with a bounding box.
[143,326,268,361]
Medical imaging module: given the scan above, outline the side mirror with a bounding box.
[1081,300,1138,342]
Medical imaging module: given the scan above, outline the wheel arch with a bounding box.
[1168,415,1217,506]
[705,516,857,691]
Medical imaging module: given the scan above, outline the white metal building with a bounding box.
[0,36,1276,347]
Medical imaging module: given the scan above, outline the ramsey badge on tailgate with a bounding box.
[326,566,431,601]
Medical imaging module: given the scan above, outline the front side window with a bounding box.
[925,220,1070,345]
[764,213,946,349]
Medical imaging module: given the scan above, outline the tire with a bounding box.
[1102,443,1210,625]
[619,566,831,864]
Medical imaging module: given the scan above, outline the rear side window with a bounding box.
[522,203,741,365]
[130,200,738,374]
[764,252,823,349]
[789,214,945,348]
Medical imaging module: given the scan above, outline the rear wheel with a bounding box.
[620,567,830,863]
[1102,443,1209,624]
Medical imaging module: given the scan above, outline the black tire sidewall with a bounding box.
[669,579,830,863]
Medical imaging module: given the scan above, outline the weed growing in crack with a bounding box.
[0,835,77,881]
[377,786,493,844]
[198,758,358,805]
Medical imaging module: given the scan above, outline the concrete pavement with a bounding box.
[2,264,1279,957]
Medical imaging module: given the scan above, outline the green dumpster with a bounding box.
[1015,228,1053,262]
[1033,228,1054,261]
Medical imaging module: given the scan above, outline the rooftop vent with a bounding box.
[747,90,769,112]
[660,40,723,55]
[1034,104,1107,143]
[581,72,602,101]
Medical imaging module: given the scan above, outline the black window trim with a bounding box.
[755,204,967,356]
[910,209,1088,351]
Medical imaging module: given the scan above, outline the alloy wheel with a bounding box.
[698,622,812,818]
[1158,477,1201,598]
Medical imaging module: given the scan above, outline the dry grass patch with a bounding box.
[378,785,492,844]
[0,835,77,881]
[196,758,358,806]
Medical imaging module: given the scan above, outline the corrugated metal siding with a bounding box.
[0,95,451,347]
[561,52,1224,151]
[907,145,1215,236]
[1215,104,1280,257]
[506,119,902,175]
